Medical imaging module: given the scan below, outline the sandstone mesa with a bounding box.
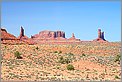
[1,27,121,81]
[1,26,107,44]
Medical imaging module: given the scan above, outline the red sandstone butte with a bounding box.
[18,26,29,40]
[1,27,34,45]
[31,30,66,40]
[68,33,80,41]
[18,26,35,45]
[1,28,22,44]
[1,28,17,40]
[93,29,107,42]
[1,27,108,44]
[31,30,82,44]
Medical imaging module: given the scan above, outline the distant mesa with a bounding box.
[1,26,108,44]
[31,30,66,40]
[31,30,81,43]
[93,29,107,42]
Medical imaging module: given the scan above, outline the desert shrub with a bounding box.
[68,52,74,56]
[56,66,60,69]
[54,51,58,53]
[58,56,65,64]
[58,56,71,64]
[36,46,39,50]
[115,75,120,79]
[80,53,86,58]
[112,68,117,71]
[82,53,86,56]
[67,64,74,70]
[66,53,75,59]
[50,76,56,80]
[14,51,22,59]
[4,46,7,49]
[59,51,62,54]
[114,54,121,63]
[65,58,71,64]
[60,56,63,60]
[59,59,65,64]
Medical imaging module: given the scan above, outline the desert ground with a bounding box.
[1,41,121,81]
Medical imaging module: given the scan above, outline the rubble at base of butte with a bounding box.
[1,26,108,44]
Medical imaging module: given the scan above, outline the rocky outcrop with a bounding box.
[31,30,81,44]
[101,32,105,41]
[1,28,24,44]
[18,26,29,40]
[69,33,75,40]
[1,28,17,40]
[18,26,35,44]
[1,27,35,45]
[1,27,108,44]
[31,30,66,40]
[93,29,107,42]
[68,33,80,41]
[19,26,24,38]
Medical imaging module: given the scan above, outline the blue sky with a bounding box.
[1,1,121,42]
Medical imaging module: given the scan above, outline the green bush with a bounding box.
[59,51,62,54]
[80,53,86,58]
[114,54,121,62]
[115,75,120,79]
[58,56,71,64]
[68,52,74,56]
[14,51,22,59]
[60,56,63,60]
[82,53,86,56]
[59,59,65,64]
[58,56,65,64]
[56,66,60,69]
[65,58,71,64]
[67,64,74,70]
[36,46,39,50]
[54,51,58,53]
[4,46,7,49]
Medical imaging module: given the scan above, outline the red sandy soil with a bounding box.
[1,41,121,81]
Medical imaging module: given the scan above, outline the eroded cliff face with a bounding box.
[31,30,66,40]
[17,26,35,44]
[93,29,107,42]
[1,27,108,45]
[30,30,81,44]
[1,27,34,45]
[1,28,17,40]
[1,28,21,44]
